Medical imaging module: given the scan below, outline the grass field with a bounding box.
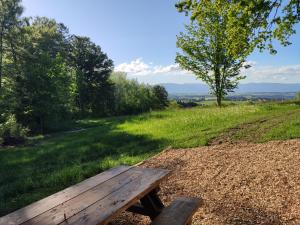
[1,102,300,216]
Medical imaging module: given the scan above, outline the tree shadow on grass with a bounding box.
[0,118,168,216]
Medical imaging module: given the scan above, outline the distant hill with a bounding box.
[161,83,300,94]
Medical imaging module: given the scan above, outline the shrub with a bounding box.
[0,115,29,146]
[177,100,198,108]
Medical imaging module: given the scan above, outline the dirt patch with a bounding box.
[111,139,300,225]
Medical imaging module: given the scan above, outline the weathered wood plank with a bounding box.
[21,167,145,225]
[60,168,170,225]
[0,165,131,225]
[149,197,202,225]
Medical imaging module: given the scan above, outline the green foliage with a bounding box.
[175,0,300,54]
[152,85,169,109]
[0,114,28,145]
[70,36,114,117]
[0,0,23,89]
[13,18,74,133]
[176,1,250,106]
[110,72,168,115]
[16,53,73,133]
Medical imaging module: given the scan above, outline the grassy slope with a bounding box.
[0,103,300,216]
[224,103,300,143]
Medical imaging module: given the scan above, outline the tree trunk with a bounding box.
[214,67,222,107]
[216,93,222,107]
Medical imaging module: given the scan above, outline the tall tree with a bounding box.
[176,1,251,106]
[15,18,73,132]
[70,36,114,117]
[0,0,23,90]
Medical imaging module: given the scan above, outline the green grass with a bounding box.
[261,108,300,142]
[223,103,300,143]
[1,102,300,216]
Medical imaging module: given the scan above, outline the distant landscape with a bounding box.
[163,82,300,94]
[163,83,300,101]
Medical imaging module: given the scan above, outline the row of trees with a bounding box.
[0,0,168,144]
[176,0,300,106]
[111,72,168,115]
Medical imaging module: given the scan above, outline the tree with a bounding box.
[70,36,114,117]
[152,85,169,109]
[176,0,300,55]
[110,72,167,115]
[15,18,73,132]
[0,0,23,90]
[110,72,150,115]
[176,1,250,106]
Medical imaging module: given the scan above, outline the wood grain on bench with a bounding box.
[0,166,170,225]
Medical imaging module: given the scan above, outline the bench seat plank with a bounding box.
[150,197,202,225]
[0,166,131,225]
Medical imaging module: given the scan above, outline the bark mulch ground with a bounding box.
[111,139,300,225]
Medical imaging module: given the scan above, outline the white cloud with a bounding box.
[243,64,300,83]
[153,64,181,74]
[115,58,151,75]
[115,58,190,77]
[115,58,300,84]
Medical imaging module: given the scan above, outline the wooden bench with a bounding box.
[0,165,202,225]
[150,197,202,225]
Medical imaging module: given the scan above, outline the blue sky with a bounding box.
[23,0,300,84]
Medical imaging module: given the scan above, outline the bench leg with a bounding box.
[140,188,164,220]
[127,187,165,220]
[141,190,164,220]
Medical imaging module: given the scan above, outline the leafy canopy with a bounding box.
[176,0,300,55]
[0,0,23,89]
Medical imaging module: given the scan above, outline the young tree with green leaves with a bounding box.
[176,0,299,106]
[15,17,73,133]
[176,1,251,106]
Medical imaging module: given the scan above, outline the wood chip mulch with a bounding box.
[111,139,300,225]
